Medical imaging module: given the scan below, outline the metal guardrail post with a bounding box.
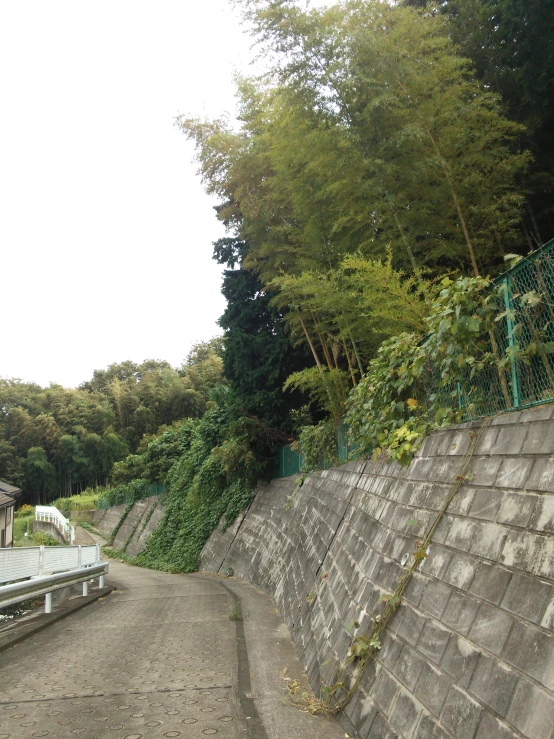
[1,561,109,610]
[456,382,464,411]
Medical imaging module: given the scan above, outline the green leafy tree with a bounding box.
[408,0,554,245]
[101,431,129,484]
[217,241,311,431]
[57,435,88,496]
[24,447,57,504]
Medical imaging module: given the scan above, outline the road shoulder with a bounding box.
[195,573,348,739]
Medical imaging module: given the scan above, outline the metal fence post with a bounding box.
[38,546,44,576]
[503,278,521,408]
[96,543,101,564]
[456,382,464,411]
[78,546,82,568]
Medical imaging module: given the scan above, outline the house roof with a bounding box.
[0,480,21,497]
[0,493,15,509]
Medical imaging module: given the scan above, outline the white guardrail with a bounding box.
[35,505,75,543]
[0,544,108,614]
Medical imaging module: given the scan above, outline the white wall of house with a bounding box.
[0,505,14,547]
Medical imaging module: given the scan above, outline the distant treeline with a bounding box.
[0,340,224,503]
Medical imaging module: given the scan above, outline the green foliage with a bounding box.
[177,0,536,467]
[229,602,243,621]
[110,454,147,485]
[292,419,338,474]
[12,513,62,547]
[52,492,99,516]
[216,245,311,432]
[97,480,151,508]
[77,521,100,536]
[29,531,61,547]
[431,0,554,246]
[135,406,260,572]
[346,275,501,462]
[24,447,57,501]
[284,368,349,427]
[0,341,225,505]
[14,504,34,518]
[13,514,34,544]
[108,503,134,546]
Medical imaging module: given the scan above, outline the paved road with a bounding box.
[0,562,346,739]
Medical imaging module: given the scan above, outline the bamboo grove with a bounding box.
[179,0,553,457]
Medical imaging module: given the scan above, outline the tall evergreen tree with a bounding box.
[215,238,310,431]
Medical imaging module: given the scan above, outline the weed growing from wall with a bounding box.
[288,418,494,715]
[108,503,133,546]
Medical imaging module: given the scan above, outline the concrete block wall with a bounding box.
[92,496,162,556]
[125,497,162,557]
[31,519,67,544]
[200,405,554,739]
[93,503,127,540]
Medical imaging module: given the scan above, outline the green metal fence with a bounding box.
[441,238,554,420]
[97,483,165,509]
[272,239,554,478]
[271,444,304,478]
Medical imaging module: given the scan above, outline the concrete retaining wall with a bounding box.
[125,498,163,558]
[32,520,67,544]
[93,496,162,556]
[200,405,554,739]
[69,509,96,524]
[93,503,127,540]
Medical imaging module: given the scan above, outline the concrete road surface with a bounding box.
[0,561,346,739]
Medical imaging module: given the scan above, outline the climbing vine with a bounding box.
[107,502,133,546]
[287,418,494,715]
[292,419,339,474]
[133,405,267,572]
[345,276,501,463]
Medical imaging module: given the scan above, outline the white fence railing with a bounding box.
[0,544,101,585]
[35,505,75,543]
[0,544,107,614]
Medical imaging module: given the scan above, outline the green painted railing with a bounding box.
[272,239,554,478]
[438,238,554,420]
[97,483,165,509]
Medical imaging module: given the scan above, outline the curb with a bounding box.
[0,586,115,655]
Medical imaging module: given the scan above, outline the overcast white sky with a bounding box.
[0,1,268,388]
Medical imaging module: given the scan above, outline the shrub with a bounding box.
[52,492,99,516]
[346,275,503,463]
[14,504,34,519]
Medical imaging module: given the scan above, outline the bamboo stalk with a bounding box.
[299,315,323,370]
[311,311,334,371]
[424,126,480,278]
[350,334,365,377]
[386,192,418,272]
[342,338,357,387]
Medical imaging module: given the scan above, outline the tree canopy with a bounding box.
[178,0,539,423]
[0,340,224,503]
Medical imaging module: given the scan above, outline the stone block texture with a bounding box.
[93,496,163,557]
[200,406,554,739]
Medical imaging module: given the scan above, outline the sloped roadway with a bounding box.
[0,561,346,739]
